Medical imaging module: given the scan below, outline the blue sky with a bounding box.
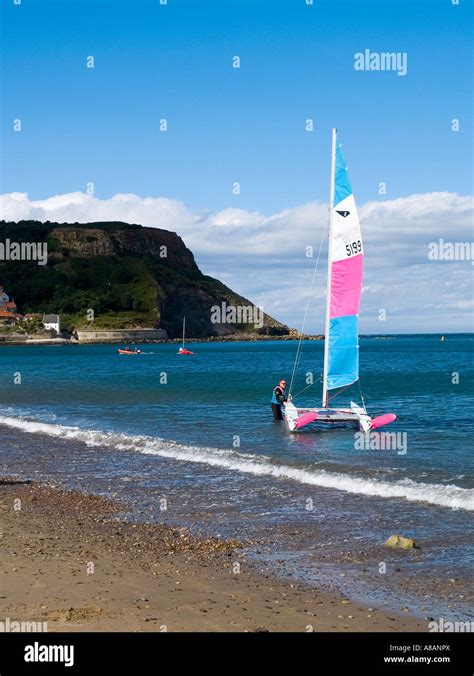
[0,0,472,332]
[1,0,472,210]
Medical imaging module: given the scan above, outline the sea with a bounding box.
[0,335,473,621]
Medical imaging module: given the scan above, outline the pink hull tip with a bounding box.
[295,412,318,430]
[370,413,397,430]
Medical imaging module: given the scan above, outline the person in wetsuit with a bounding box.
[271,379,287,421]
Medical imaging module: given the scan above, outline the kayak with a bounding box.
[178,347,193,355]
[118,349,141,355]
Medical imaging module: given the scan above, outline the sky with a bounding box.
[0,0,472,332]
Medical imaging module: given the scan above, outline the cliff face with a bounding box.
[0,220,289,338]
[50,225,198,273]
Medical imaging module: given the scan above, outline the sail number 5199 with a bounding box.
[345,240,362,256]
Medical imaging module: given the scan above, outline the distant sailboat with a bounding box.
[177,316,193,355]
[285,129,396,432]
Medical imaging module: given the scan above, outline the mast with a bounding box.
[322,128,337,407]
[182,316,186,347]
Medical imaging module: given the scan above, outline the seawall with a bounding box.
[76,329,168,343]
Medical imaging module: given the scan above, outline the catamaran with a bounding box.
[285,129,396,433]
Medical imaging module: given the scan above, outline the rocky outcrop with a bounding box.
[50,225,199,273]
[385,534,417,549]
[0,220,289,338]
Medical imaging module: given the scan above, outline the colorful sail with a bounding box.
[326,136,363,391]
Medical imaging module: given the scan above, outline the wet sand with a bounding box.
[0,479,426,632]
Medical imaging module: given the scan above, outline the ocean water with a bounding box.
[0,335,473,620]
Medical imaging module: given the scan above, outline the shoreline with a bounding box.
[0,478,426,632]
[0,332,462,347]
[0,337,75,346]
[0,334,322,346]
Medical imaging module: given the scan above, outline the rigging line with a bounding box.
[290,379,319,401]
[358,379,367,411]
[291,373,323,402]
[288,221,327,399]
[327,382,354,402]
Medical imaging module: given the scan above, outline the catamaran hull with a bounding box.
[284,401,395,433]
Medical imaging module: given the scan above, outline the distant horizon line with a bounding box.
[358,332,472,336]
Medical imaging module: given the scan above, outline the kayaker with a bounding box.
[271,379,287,421]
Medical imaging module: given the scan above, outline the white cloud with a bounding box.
[0,190,472,332]
[0,192,196,231]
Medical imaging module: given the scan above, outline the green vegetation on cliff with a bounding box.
[0,220,289,338]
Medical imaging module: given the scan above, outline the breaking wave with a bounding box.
[1,414,473,512]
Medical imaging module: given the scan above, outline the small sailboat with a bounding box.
[285,129,396,433]
[177,317,193,355]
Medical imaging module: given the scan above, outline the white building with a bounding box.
[42,314,60,334]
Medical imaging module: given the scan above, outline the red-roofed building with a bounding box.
[0,310,16,323]
[0,288,21,323]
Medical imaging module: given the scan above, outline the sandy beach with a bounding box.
[0,478,426,633]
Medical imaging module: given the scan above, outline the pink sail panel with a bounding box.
[329,253,363,319]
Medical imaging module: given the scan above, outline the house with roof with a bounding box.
[0,286,21,324]
[0,310,16,324]
[42,314,61,334]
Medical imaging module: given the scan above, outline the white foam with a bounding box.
[1,414,473,512]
